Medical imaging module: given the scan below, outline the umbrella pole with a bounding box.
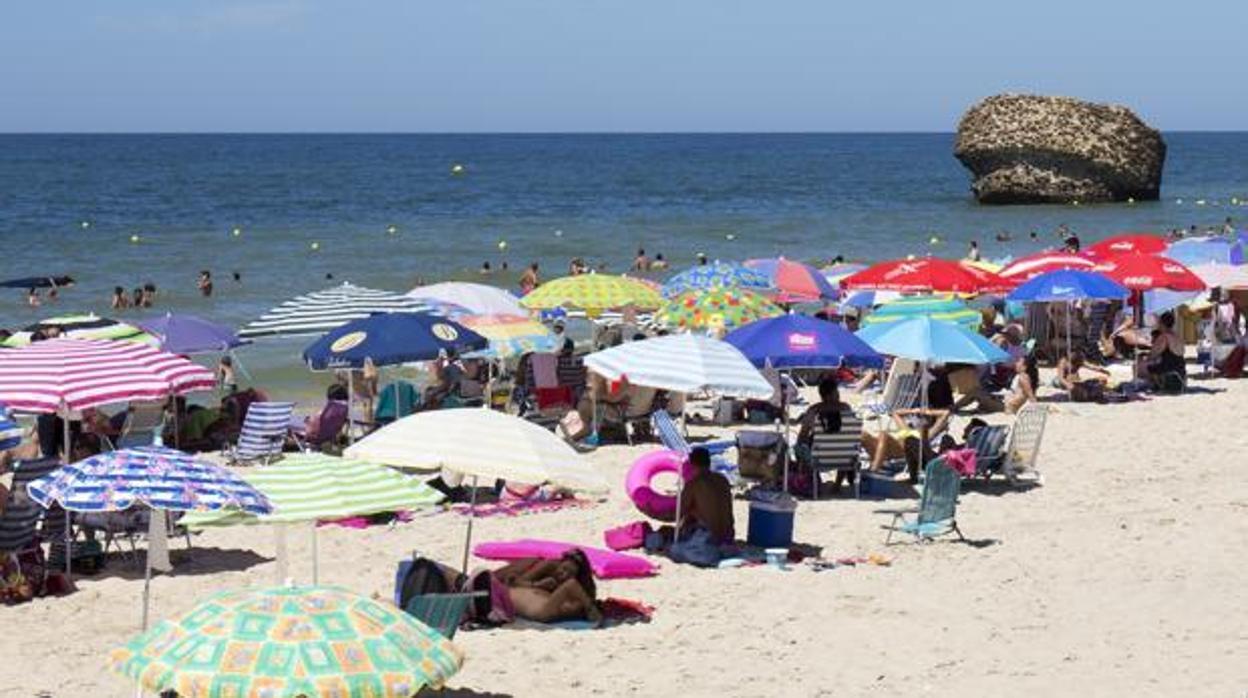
[1066,301,1073,364]
[274,524,289,584]
[347,370,355,445]
[461,475,479,575]
[311,522,319,584]
[142,511,156,631]
[62,409,72,578]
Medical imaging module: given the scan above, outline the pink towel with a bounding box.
[531,353,559,388]
[943,448,978,477]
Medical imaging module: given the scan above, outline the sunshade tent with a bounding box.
[661,262,773,299]
[861,295,981,330]
[109,584,463,697]
[0,275,74,289]
[28,446,272,629]
[1165,236,1245,266]
[655,287,784,332]
[724,314,884,370]
[840,258,1013,294]
[2,315,155,347]
[239,283,436,339]
[998,251,1096,281]
[408,281,527,316]
[135,313,247,355]
[519,274,663,312]
[583,333,774,399]
[744,258,838,302]
[1085,233,1168,257]
[458,314,558,358]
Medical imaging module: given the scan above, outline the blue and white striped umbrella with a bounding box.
[27,446,273,515]
[584,334,774,399]
[239,283,438,339]
[0,401,21,451]
[661,262,774,299]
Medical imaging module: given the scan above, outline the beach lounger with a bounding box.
[883,457,965,544]
[808,409,866,498]
[651,410,734,457]
[1002,403,1047,484]
[965,423,1010,477]
[858,361,921,424]
[225,401,295,465]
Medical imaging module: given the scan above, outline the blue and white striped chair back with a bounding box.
[651,410,690,453]
[0,458,62,553]
[0,402,21,452]
[235,401,295,462]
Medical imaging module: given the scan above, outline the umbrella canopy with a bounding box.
[1085,233,1168,257]
[303,312,488,371]
[0,275,74,289]
[821,262,869,286]
[655,287,784,332]
[744,258,838,301]
[136,313,247,355]
[345,408,608,492]
[998,251,1097,281]
[2,314,155,348]
[840,289,902,309]
[1006,270,1130,303]
[109,585,463,697]
[1190,262,1248,290]
[519,274,662,312]
[240,283,436,339]
[584,334,774,399]
[724,314,883,369]
[855,316,1010,365]
[1166,236,1245,267]
[661,262,774,299]
[0,338,215,413]
[840,258,1012,294]
[458,314,558,358]
[861,295,982,330]
[181,453,443,528]
[408,282,527,316]
[28,446,272,515]
[1093,252,1206,292]
[0,401,21,451]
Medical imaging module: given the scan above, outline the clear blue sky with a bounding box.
[3,1,1244,132]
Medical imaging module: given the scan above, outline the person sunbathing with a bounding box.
[1005,354,1039,413]
[483,550,601,624]
[1054,350,1110,401]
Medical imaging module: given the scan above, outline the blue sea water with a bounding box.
[1,132,1245,394]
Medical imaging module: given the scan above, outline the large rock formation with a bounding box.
[954,94,1165,205]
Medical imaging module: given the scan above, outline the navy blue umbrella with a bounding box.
[1006,270,1129,303]
[303,312,488,370]
[0,275,74,289]
[724,314,884,369]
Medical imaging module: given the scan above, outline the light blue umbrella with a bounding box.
[662,262,773,299]
[855,316,1009,365]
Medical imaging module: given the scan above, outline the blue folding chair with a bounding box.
[884,457,966,544]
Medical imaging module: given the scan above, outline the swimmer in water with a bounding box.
[632,248,650,272]
[480,261,493,276]
[650,253,668,270]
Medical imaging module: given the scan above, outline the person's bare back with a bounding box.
[681,470,734,544]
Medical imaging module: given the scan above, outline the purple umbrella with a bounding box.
[136,314,247,355]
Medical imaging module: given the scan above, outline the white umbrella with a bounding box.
[1190,262,1248,290]
[583,334,774,399]
[408,282,527,317]
[345,409,608,571]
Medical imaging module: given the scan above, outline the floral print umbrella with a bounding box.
[661,262,774,299]
[109,585,464,698]
[656,288,784,332]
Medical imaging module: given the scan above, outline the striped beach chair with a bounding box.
[1003,403,1048,484]
[227,401,295,465]
[651,411,735,476]
[884,457,965,544]
[0,402,21,452]
[807,408,866,499]
[858,363,922,423]
[965,424,1010,477]
[0,458,64,584]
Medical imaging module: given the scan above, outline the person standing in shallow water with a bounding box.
[519,263,540,295]
[197,270,213,297]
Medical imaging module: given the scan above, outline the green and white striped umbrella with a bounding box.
[182,453,443,528]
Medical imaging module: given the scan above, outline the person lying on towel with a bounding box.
[470,549,601,625]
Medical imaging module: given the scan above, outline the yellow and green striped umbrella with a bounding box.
[655,287,784,332]
[109,585,463,697]
[861,295,981,330]
[181,453,443,528]
[3,314,156,347]
[520,274,662,312]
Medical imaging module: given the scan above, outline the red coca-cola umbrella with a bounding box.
[840,258,1012,294]
[999,250,1096,281]
[1085,233,1168,258]
[1092,252,1206,292]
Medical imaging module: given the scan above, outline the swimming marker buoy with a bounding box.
[310,241,321,251]
[129,234,140,244]
[498,240,507,251]
[626,449,693,522]
[451,163,465,175]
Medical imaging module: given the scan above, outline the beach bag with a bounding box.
[558,410,587,440]
[395,556,455,610]
[604,522,649,551]
[736,431,784,483]
[1070,380,1104,403]
[1219,345,1245,378]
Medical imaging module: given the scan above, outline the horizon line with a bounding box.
[2,129,1246,136]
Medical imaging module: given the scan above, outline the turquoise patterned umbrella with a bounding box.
[661,262,774,299]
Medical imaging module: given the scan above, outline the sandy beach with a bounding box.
[5,373,1245,698]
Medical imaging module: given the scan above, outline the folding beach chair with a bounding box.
[858,360,922,424]
[884,457,965,544]
[395,555,486,640]
[290,400,348,453]
[808,408,866,499]
[0,457,63,588]
[965,423,1010,478]
[1002,403,1047,484]
[225,401,295,465]
[651,410,734,458]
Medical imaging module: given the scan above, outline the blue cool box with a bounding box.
[747,499,795,548]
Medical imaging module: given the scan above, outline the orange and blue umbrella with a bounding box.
[744,258,838,302]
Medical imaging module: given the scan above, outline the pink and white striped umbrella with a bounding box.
[998,251,1096,281]
[0,338,216,413]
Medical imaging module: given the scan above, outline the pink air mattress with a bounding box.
[473,539,658,579]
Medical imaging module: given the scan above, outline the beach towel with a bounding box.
[473,539,658,579]
[451,497,593,518]
[531,353,559,388]
[508,598,654,631]
[942,448,978,478]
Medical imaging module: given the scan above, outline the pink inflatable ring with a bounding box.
[626,449,693,522]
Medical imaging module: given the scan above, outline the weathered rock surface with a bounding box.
[954,94,1166,204]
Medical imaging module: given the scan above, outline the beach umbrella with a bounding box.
[839,289,901,310]
[135,313,247,355]
[840,258,1013,294]
[654,287,784,332]
[821,262,868,286]
[28,446,272,629]
[1190,262,1248,290]
[458,313,558,358]
[302,312,487,371]
[408,281,527,316]
[584,334,774,399]
[108,584,463,697]
[520,274,663,312]
[2,314,156,348]
[855,316,1010,366]
[239,283,437,339]
[346,409,607,571]
[1166,236,1245,267]
[1140,289,1203,315]
[861,295,982,330]
[744,258,839,302]
[0,275,74,289]
[1007,270,1130,360]
[724,314,884,370]
[1092,252,1206,292]
[0,401,21,451]
[661,262,773,299]
[998,251,1097,281]
[1085,233,1168,257]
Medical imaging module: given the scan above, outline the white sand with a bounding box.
[4,377,1247,697]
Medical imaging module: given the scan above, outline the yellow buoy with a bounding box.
[1232,197,1240,205]
[386,225,397,235]
[498,240,507,251]
[1176,198,1183,204]
[310,241,321,251]
[1196,199,1207,206]
[451,164,465,175]
[129,234,140,244]
[232,227,242,237]
[928,235,940,245]
[725,233,736,241]
[554,229,563,238]
[80,221,91,229]
[1127,197,1135,204]
[906,253,917,260]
